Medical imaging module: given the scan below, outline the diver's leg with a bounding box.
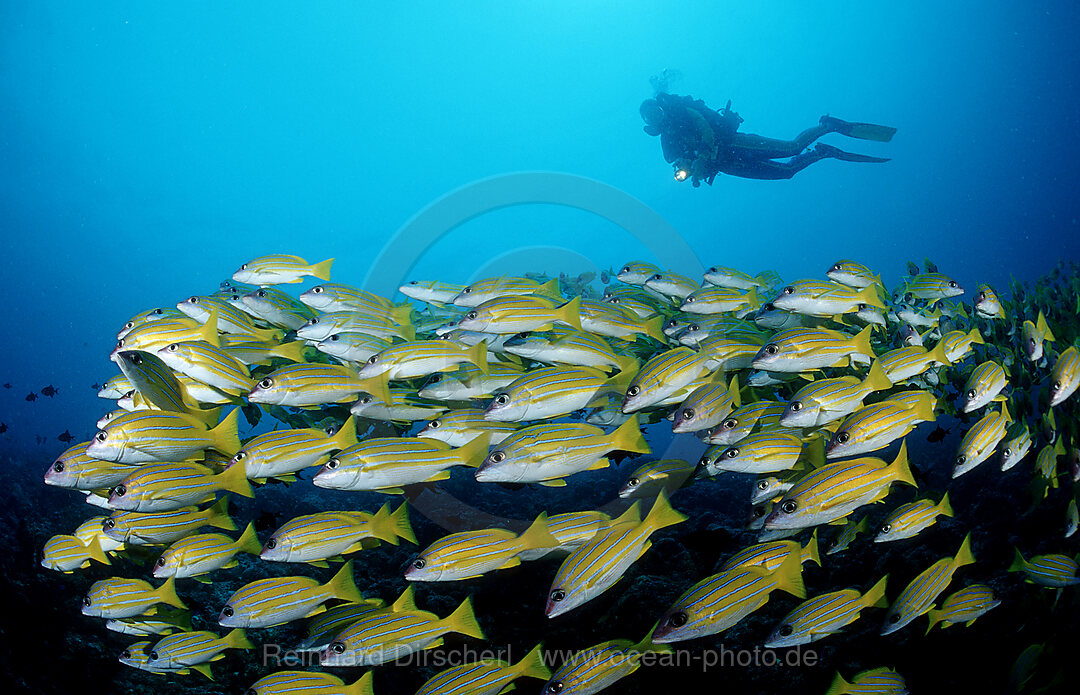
[731,123,829,159]
[718,150,828,180]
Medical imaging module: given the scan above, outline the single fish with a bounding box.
[881,533,974,635]
[414,643,550,695]
[874,493,952,543]
[764,575,888,648]
[925,584,1000,632]
[219,560,369,628]
[153,523,262,581]
[82,575,187,619]
[406,513,559,581]
[232,254,333,285]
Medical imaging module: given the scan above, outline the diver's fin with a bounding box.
[815,143,890,163]
[822,115,897,142]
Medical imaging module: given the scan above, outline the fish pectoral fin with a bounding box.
[498,685,517,694]
[308,560,331,569]
[586,458,610,471]
[381,487,405,494]
[193,575,213,584]
[538,479,567,487]
[425,471,452,482]
[423,637,445,650]
[498,556,522,570]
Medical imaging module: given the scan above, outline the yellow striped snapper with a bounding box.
[314,332,394,363]
[901,271,964,303]
[893,303,942,328]
[826,667,908,695]
[925,584,1000,632]
[1022,311,1056,361]
[106,608,191,637]
[476,416,649,485]
[320,596,484,667]
[718,533,820,572]
[418,361,526,401]
[1009,548,1080,587]
[875,493,952,542]
[702,265,769,289]
[146,628,253,669]
[1000,421,1032,471]
[826,392,936,458]
[826,517,869,555]
[41,534,111,572]
[108,460,254,512]
[702,399,788,445]
[156,340,255,395]
[152,523,260,581]
[176,295,283,342]
[297,310,415,342]
[406,512,559,581]
[357,340,489,380]
[241,286,319,330]
[953,402,1011,478]
[118,640,198,677]
[826,260,880,288]
[115,348,221,416]
[546,493,686,617]
[616,261,661,285]
[415,642,550,695]
[696,336,767,371]
[541,632,670,695]
[219,560,368,628]
[314,435,488,492]
[300,283,398,314]
[103,497,236,545]
[1050,345,1080,406]
[484,365,632,422]
[231,419,357,482]
[350,389,448,422]
[671,374,741,433]
[503,328,634,373]
[770,280,884,317]
[619,459,696,500]
[881,533,974,634]
[960,361,1008,412]
[99,374,135,399]
[603,293,663,319]
[417,409,519,447]
[456,295,582,334]
[577,299,665,342]
[74,516,125,554]
[82,575,187,618]
[751,475,796,505]
[97,408,132,429]
[699,431,806,476]
[217,336,308,366]
[248,364,388,407]
[764,575,888,647]
[232,254,333,285]
[780,360,892,428]
[677,317,768,347]
[399,279,468,305]
[939,327,984,363]
[261,504,415,565]
[644,271,698,299]
[87,408,241,463]
[765,443,916,530]
[43,441,134,490]
[852,303,888,329]
[751,326,875,372]
[452,277,562,307]
[118,307,184,339]
[753,302,825,331]
[113,314,219,360]
[652,550,804,643]
[622,347,712,412]
[247,671,374,695]
[974,283,1004,319]
[679,285,761,314]
[878,343,951,383]
[518,510,622,561]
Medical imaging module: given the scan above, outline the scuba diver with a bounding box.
[640,93,897,186]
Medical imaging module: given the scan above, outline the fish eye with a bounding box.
[956,455,967,465]
[724,448,740,459]
[649,273,662,281]
[1053,381,1061,390]
[95,431,108,442]
[948,281,957,288]
[265,539,277,550]
[881,524,892,533]
[764,344,779,355]
[129,353,142,365]
[888,613,901,624]
[428,420,441,429]
[622,266,632,274]
[978,292,985,301]
[831,263,842,272]
[156,556,167,566]
[328,334,339,342]
[358,395,372,406]
[546,681,564,694]
[308,317,319,325]
[124,321,134,329]
[966,389,977,398]
[326,458,340,469]
[234,451,247,461]
[685,295,695,303]
[757,480,769,490]
[699,455,712,466]
[53,462,64,472]
[1003,448,1011,456]
[790,401,803,412]
[466,311,478,320]
[778,624,794,637]
[626,386,640,397]
[627,477,639,487]
[781,500,798,514]
[167,343,179,352]
[688,323,700,332]
[461,287,472,294]
[259,378,274,389]
[489,451,506,463]
[222,606,234,617]
[121,650,130,659]
[330,642,345,654]
[256,290,267,297]
[103,519,115,529]
[83,597,91,607]
[428,375,441,384]
[113,485,126,497]
[494,394,510,406]
[367,355,378,364]
[412,557,426,569]
[836,432,850,444]
[241,264,248,270]
[668,611,688,627]
[550,590,566,603]
[609,297,620,304]
[722,418,737,430]
[313,286,324,293]
[782,286,795,295]
[682,408,695,420]
[116,339,125,348]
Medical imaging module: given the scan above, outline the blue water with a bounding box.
[2,2,1079,693]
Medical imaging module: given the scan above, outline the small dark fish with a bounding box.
[57,430,74,443]
[906,261,920,276]
[927,425,951,443]
[91,383,102,390]
[0,423,7,434]
[2,383,10,389]
[923,258,939,274]
[600,270,610,285]
[41,385,58,397]
[25,392,37,402]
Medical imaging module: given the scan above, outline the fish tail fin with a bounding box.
[537,278,562,299]
[555,296,583,331]
[207,495,237,531]
[889,441,917,488]
[391,585,417,612]
[938,491,954,518]
[326,560,364,603]
[342,672,375,695]
[824,672,851,695]
[804,529,821,567]
[862,359,893,391]
[615,354,641,375]
[390,303,415,326]
[745,287,762,310]
[235,522,261,556]
[331,417,358,449]
[156,576,188,610]
[1008,547,1027,572]
[857,285,885,309]
[913,393,937,423]
[851,324,875,358]
[200,308,221,348]
[270,340,308,363]
[444,595,486,640]
[927,341,953,367]
[390,502,417,545]
[368,504,400,545]
[609,414,651,454]
[728,374,742,408]
[953,533,976,569]
[253,326,285,344]
[642,490,688,533]
[224,628,255,650]
[467,340,490,375]
[1037,312,1056,342]
[454,432,491,468]
[772,549,806,599]
[514,643,552,681]
[362,375,392,406]
[211,408,242,456]
[215,456,254,499]
[612,501,642,526]
[517,512,559,550]
[967,327,984,345]
[925,609,943,635]
[310,258,334,282]
[87,536,111,565]
[398,322,417,341]
[863,574,889,608]
[642,315,666,342]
